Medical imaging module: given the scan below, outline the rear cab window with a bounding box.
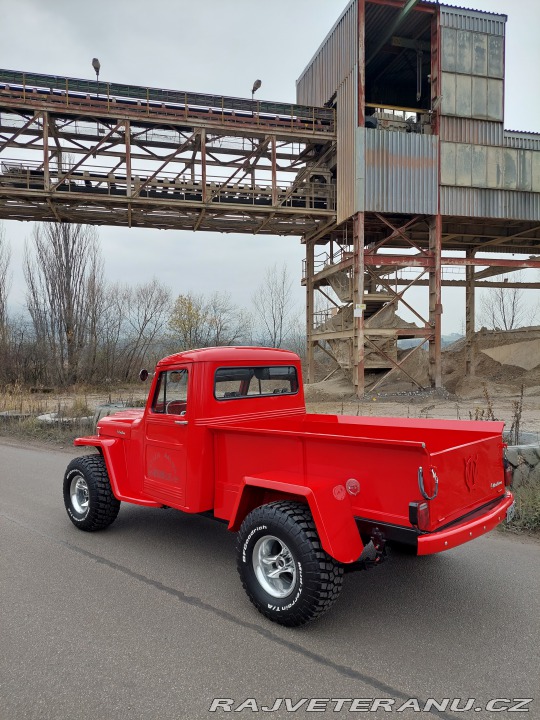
[214,366,298,400]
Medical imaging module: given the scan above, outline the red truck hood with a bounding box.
[98,409,143,438]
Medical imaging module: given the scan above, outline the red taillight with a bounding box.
[409,502,430,531]
[503,459,514,488]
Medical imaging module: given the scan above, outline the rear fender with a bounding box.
[229,474,363,564]
[73,436,161,507]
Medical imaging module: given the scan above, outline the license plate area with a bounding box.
[506,500,516,523]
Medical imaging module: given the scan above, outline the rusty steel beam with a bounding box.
[444,257,540,269]
[387,279,540,288]
[362,255,540,269]
[428,215,442,388]
[465,249,475,377]
[306,239,315,384]
[134,131,197,197]
[0,112,39,153]
[368,339,430,394]
[371,213,428,255]
[352,213,365,397]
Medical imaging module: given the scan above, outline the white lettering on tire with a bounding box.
[242,525,267,563]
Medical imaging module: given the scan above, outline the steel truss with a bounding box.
[304,212,540,396]
[3,71,540,395]
[0,71,336,236]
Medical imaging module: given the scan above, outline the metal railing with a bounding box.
[0,69,335,135]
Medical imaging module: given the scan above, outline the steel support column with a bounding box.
[352,212,365,396]
[428,214,442,388]
[42,111,49,190]
[465,248,476,376]
[305,238,315,384]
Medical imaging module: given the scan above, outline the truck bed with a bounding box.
[212,413,507,538]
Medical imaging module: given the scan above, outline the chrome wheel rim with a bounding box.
[70,475,89,516]
[253,535,297,598]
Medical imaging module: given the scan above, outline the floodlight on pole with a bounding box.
[251,79,262,100]
[91,58,101,157]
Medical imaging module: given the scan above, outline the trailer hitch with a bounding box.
[355,528,388,571]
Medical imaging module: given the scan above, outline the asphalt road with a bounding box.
[1,439,539,720]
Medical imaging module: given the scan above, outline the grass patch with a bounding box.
[0,415,93,446]
[506,480,540,534]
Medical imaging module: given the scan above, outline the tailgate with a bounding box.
[420,421,506,530]
[298,416,507,534]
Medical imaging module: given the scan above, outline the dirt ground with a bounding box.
[305,327,540,437]
[305,395,540,436]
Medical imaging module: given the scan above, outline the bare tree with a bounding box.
[24,223,103,385]
[94,282,130,382]
[479,273,536,331]
[0,223,11,344]
[252,264,297,348]
[206,292,250,346]
[121,278,172,379]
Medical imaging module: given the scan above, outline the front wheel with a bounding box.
[63,455,120,531]
[236,501,343,626]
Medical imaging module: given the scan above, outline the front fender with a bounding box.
[74,436,161,507]
[229,473,364,564]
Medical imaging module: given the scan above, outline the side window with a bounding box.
[152,368,189,415]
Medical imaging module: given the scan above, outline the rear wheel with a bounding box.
[63,455,120,531]
[237,501,343,626]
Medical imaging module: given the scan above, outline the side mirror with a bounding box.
[139,369,149,382]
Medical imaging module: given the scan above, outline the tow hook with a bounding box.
[354,527,388,571]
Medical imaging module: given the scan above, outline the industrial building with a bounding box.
[1,1,540,395]
[298,0,540,394]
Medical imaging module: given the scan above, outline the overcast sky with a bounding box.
[1,0,539,334]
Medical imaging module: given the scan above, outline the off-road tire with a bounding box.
[237,501,343,627]
[63,455,120,531]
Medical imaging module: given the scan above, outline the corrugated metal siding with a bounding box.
[337,68,358,224]
[439,117,503,145]
[441,187,540,221]
[364,131,438,214]
[504,131,540,152]
[296,0,357,107]
[440,6,506,36]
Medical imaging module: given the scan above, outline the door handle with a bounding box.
[174,420,188,426]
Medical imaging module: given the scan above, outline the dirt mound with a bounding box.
[304,370,357,402]
[310,327,540,400]
[481,339,540,371]
[443,326,540,397]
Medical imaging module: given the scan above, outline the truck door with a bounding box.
[144,366,189,509]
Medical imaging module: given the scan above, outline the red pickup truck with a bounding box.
[64,347,514,626]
